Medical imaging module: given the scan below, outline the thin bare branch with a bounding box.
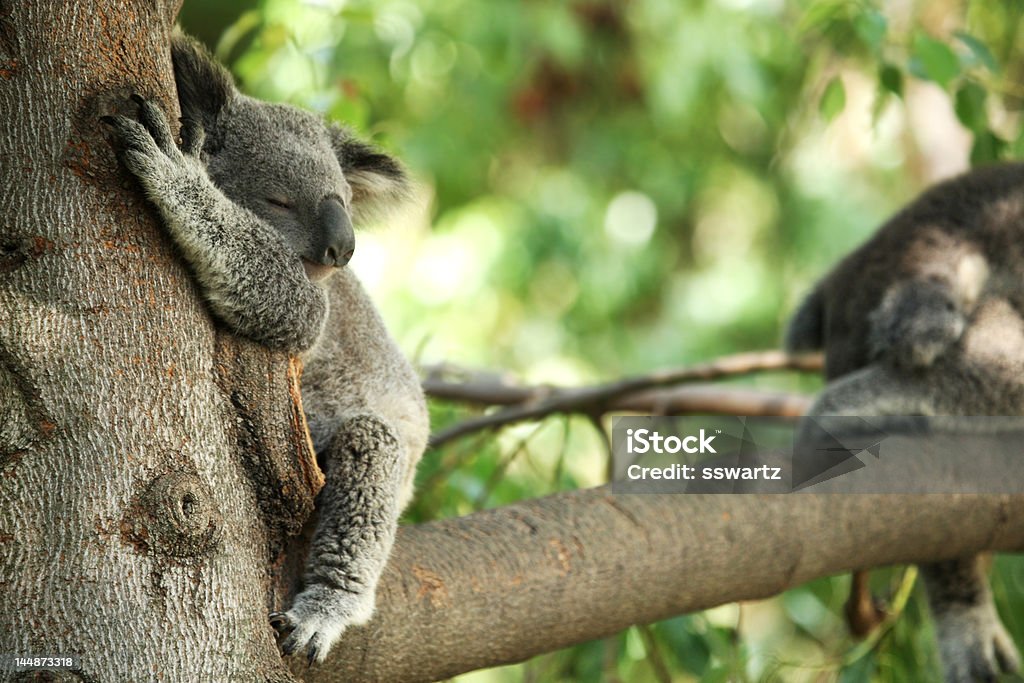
[425,350,822,448]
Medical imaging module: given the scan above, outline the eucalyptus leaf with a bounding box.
[956,31,999,72]
[911,32,961,88]
[820,76,847,122]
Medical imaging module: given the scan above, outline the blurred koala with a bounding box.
[787,163,1024,682]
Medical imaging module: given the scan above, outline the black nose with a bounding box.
[316,197,355,267]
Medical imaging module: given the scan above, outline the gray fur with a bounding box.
[787,163,1024,682]
[784,286,825,353]
[103,31,427,664]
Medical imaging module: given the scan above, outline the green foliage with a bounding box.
[820,76,847,121]
[179,1,1024,680]
[910,32,960,88]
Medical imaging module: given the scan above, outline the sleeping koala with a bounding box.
[102,31,428,663]
[787,163,1024,682]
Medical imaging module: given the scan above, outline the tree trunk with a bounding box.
[4,5,1023,683]
[0,3,317,680]
[312,488,1024,683]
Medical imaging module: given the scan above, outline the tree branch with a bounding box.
[425,350,822,447]
[610,385,812,416]
[302,485,1024,682]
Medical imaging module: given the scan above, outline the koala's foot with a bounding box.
[934,602,1020,683]
[270,582,376,665]
[101,94,204,192]
[869,280,966,369]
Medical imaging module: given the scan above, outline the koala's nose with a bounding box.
[317,197,355,267]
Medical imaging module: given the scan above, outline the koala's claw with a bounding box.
[130,94,180,160]
[102,114,157,155]
[270,584,376,665]
[306,636,324,668]
[935,603,1021,683]
[268,611,293,635]
[103,96,205,196]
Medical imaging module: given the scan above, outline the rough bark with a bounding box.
[307,488,1024,683]
[0,3,316,681]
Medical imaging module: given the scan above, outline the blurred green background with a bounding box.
[180,1,1024,680]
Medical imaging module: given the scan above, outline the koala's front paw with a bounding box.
[935,602,1020,683]
[869,281,966,369]
[270,584,376,665]
[101,95,204,193]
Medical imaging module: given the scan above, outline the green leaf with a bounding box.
[954,82,987,133]
[839,652,877,683]
[911,32,961,88]
[328,94,370,130]
[820,76,846,122]
[878,63,903,98]
[798,0,851,34]
[955,31,999,73]
[853,9,887,54]
[970,130,1007,165]
[215,9,262,62]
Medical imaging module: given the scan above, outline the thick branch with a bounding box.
[304,486,1024,682]
[426,350,822,447]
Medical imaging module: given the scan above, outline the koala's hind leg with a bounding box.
[803,364,936,419]
[804,365,1021,682]
[922,557,1020,683]
[797,366,924,637]
[271,415,404,664]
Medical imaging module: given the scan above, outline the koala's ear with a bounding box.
[330,126,410,225]
[170,28,235,143]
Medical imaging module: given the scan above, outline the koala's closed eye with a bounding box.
[265,197,293,210]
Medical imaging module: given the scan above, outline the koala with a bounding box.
[101,31,429,664]
[787,163,1024,682]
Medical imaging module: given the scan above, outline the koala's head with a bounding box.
[170,31,408,282]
